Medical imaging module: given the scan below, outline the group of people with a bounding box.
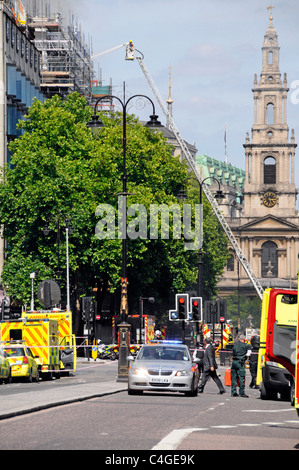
[194,334,257,397]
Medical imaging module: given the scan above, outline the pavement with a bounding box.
[0,358,127,420]
[0,358,237,422]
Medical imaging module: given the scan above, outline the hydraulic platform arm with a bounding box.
[135,52,264,300]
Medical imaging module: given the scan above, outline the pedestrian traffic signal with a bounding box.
[169,310,179,321]
[175,294,189,320]
[190,297,202,322]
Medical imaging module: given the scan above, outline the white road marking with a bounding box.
[152,428,207,450]
[238,423,262,426]
[244,408,294,413]
[211,425,237,429]
[152,418,299,450]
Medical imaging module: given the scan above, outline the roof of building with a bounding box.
[196,153,245,192]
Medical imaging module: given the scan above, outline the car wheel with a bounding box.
[27,370,33,383]
[35,369,40,383]
[5,371,12,384]
[260,382,277,400]
[290,381,295,407]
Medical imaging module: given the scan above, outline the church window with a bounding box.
[266,103,274,124]
[227,254,234,272]
[261,241,278,277]
[264,156,276,184]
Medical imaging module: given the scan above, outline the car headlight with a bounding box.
[175,370,192,377]
[131,368,147,377]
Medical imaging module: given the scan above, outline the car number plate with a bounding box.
[149,377,170,383]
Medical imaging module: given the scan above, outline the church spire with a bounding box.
[267,2,275,26]
[166,65,173,129]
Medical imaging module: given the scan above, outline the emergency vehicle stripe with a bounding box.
[1,322,20,340]
[59,322,69,339]
[25,326,47,364]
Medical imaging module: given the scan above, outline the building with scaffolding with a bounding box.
[0,0,96,278]
[26,5,93,99]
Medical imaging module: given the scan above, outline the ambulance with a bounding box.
[22,310,76,372]
[257,288,296,401]
[0,310,76,379]
[0,318,60,380]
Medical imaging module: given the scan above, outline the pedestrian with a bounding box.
[231,334,252,397]
[192,342,204,380]
[249,335,259,389]
[198,337,226,395]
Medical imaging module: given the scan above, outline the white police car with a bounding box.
[127,341,200,396]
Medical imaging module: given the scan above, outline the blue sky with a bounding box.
[61,0,299,181]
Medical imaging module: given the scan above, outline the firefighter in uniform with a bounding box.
[231,334,252,397]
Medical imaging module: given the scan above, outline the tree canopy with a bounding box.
[0,93,229,327]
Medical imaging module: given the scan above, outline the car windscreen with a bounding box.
[138,346,190,361]
[4,348,25,357]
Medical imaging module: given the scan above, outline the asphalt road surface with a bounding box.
[0,361,298,451]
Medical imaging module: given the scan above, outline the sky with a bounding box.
[54,0,299,183]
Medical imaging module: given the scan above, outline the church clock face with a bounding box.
[263,191,277,208]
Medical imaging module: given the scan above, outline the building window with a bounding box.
[266,103,274,125]
[21,37,24,57]
[16,31,20,53]
[268,51,273,65]
[261,241,278,277]
[264,156,276,184]
[11,24,15,48]
[227,254,234,272]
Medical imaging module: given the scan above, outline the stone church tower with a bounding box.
[219,10,299,297]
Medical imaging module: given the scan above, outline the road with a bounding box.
[0,360,298,451]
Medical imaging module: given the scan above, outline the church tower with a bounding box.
[219,6,299,296]
[243,6,297,217]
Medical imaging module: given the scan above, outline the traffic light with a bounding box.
[175,294,189,320]
[1,298,10,320]
[217,299,227,323]
[82,296,92,321]
[190,297,202,322]
[204,300,217,323]
[204,299,226,323]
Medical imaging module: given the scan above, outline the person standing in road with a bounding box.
[231,334,252,397]
[192,342,204,380]
[249,335,259,389]
[198,337,226,395]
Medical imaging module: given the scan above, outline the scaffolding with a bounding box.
[26,12,93,98]
[0,0,93,99]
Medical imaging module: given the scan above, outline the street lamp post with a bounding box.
[88,92,162,381]
[178,176,225,340]
[64,218,74,312]
[43,217,74,311]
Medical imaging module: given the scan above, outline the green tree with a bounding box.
[0,93,229,331]
[226,293,262,330]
